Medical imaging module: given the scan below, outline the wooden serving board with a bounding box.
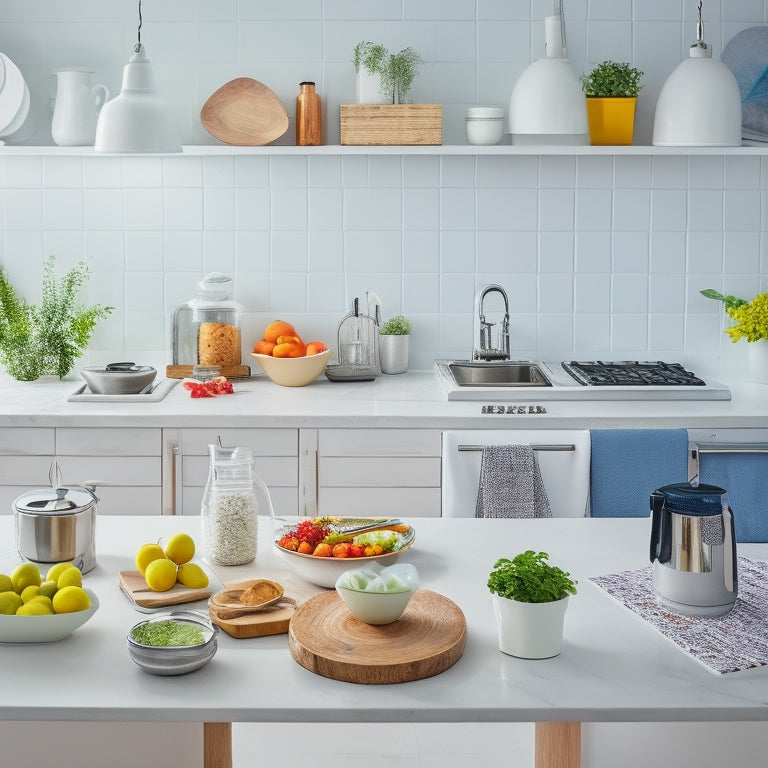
[288,589,466,684]
[165,364,251,380]
[209,577,321,639]
[119,570,214,609]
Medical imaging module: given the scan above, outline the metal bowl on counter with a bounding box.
[127,611,219,675]
[80,362,157,395]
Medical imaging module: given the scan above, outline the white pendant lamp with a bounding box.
[508,0,588,146]
[94,0,181,153]
[653,1,741,147]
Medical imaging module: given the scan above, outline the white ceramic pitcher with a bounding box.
[51,68,109,146]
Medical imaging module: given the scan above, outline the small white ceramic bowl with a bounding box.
[251,348,332,387]
[0,589,99,643]
[335,563,419,625]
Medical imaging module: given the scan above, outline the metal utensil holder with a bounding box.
[332,297,381,378]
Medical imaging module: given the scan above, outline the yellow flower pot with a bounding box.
[586,97,637,145]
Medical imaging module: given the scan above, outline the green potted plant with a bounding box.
[580,60,644,145]
[488,551,577,658]
[353,42,423,104]
[378,314,413,375]
[0,256,113,381]
[701,288,768,383]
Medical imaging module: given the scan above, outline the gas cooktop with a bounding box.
[562,361,707,387]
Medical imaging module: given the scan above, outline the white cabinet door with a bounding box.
[310,428,442,518]
[0,428,55,514]
[166,428,299,518]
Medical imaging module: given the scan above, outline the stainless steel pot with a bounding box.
[14,484,98,573]
[80,362,157,395]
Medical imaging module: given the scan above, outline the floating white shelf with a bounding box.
[0,143,766,157]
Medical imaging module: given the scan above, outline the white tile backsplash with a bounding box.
[0,1,765,379]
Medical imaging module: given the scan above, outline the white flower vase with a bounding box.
[492,594,569,659]
[748,340,768,384]
[379,334,409,374]
[356,69,389,104]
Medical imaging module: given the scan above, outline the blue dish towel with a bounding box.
[698,452,768,543]
[589,430,689,518]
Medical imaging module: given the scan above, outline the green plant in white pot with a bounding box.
[353,42,423,104]
[488,551,577,659]
[0,256,113,381]
[378,315,413,375]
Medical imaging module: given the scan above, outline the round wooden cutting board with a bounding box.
[288,589,466,684]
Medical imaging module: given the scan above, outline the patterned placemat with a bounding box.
[591,557,768,675]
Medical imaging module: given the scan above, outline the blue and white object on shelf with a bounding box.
[722,26,768,144]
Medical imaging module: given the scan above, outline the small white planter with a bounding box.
[492,594,569,659]
[356,69,389,104]
[748,339,768,384]
[378,334,409,374]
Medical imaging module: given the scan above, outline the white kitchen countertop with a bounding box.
[1,515,766,728]
[1,370,768,430]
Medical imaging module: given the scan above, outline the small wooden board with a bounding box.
[209,577,321,639]
[288,589,466,684]
[165,365,251,380]
[119,570,214,609]
[340,104,442,146]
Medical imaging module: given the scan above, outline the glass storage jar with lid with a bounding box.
[172,273,243,368]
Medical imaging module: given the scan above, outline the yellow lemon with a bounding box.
[20,585,40,603]
[28,595,54,612]
[0,574,13,593]
[144,558,177,592]
[46,562,74,584]
[135,543,165,575]
[52,586,91,614]
[17,600,54,616]
[56,566,82,589]
[176,562,209,590]
[38,580,58,600]
[11,563,41,594]
[0,591,23,615]
[164,533,195,566]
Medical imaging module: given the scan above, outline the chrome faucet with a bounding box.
[473,284,510,361]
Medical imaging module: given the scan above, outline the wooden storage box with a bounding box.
[340,104,442,146]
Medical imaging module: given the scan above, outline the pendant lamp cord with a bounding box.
[134,0,143,53]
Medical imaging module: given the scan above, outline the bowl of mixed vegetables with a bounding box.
[275,517,415,588]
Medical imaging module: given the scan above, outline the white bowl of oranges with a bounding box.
[0,561,98,643]
[251,320,331,387]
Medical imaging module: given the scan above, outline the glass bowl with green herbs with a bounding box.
[127,610,218,676]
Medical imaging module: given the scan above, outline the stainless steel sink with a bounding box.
[445,361,552,387]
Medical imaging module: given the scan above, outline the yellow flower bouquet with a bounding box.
[701,289,768,343]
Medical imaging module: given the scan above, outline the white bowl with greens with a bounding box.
[335,563,419,625]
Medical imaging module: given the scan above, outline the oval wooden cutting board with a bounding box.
[288,589,466,684]
[200,77,288,146]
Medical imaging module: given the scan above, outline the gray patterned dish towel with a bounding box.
[475,444,552,518]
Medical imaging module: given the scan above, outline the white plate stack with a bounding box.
[0,52,30,144]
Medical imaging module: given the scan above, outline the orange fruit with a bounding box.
[253,339,276,355]
[305,341,328,356]
[264,320,297,344]
[273,335,306,358]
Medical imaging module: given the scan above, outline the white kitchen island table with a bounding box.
[1,515,766,768]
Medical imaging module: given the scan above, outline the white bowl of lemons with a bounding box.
[0,561,99,643]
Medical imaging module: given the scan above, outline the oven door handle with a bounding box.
[457,443,575,452]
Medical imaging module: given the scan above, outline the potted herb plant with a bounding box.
[487,551,577,659]
[580,60,644,145]
[0,256,113,381]
[353,42,423,104]
[701,288,768,383]
[378,314,413,375]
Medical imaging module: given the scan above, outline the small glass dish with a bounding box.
[126,610,218,676]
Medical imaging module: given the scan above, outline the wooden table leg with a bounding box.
[204,722,232,768]
[535,722,581,768]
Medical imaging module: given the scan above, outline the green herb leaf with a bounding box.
[487,551,577,603]
[380,315,413,335]
[580,60,643,97]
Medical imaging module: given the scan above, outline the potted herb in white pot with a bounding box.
[488,551,577,659]
[378,315,413,375]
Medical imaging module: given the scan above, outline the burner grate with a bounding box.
[562,361,706,387]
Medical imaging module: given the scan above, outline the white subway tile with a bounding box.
[43,157,84,188]
[165,231,203,273]
[5,157,42,187]
[405,0,475,21]
[235,231,271,272]
[203,157,235,188]
[440,155,476,187]
[723,231,760,273]
[403,273,439,314]
[724,189,762,231]
[649,314,685,352]
[270,231,308,272]
[687,189,724,232]
[344,188,401,230]
[476,188,536,230]
[575,273,610,313]
[538,273,573,313]
[308,155,342,187]
[574,315,611,356]
[477,231,520,272]
[125,272,164,311]
[43,231,85,261]
[403,231,440,272]
[724,156,761,189]
[650,232,686,274]
[404,188,439,230]
[576,188,612,230]
[651,189,687,231]
[6,189,43,229]
[125,189,164,231]
[124,157,164,188]
[307,272,346,312]
[269,273,307,312]
[539,189,575,232]
[650,273,685,313]
[204,188,236,230]
[440,273,475,312]
[308,230,344,271]
[164,156,203,188]
[689,156,724,188]
[611,273,648,313]
[235,156,270,187]
[83,157,124,188]
[309,188,343,230]
[538,314,575,358]
[440,230,475,272]
[403,156,440,187]
[539,156,577,188]
[612,231,649,272]
[345,231,402,271]
[575,231,612,272]
[612,188,650,230]
[44,189,83,230]
[477,155,533,188]
[126,232,164,272]
[85,231,124,272]
[84,188,124,231]
[203,231,235,274]
[611,314,648,352]
[576,155,614,188]
[271,188,308,231]
[651,156,688,189]
[539,232,574,272]
[165,188,203,230]
[236,188,271,230]
[270,155,309,187]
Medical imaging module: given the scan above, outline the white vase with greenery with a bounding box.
[488,551,577,659]
[353,42,423,105]
[378,315,412,375]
